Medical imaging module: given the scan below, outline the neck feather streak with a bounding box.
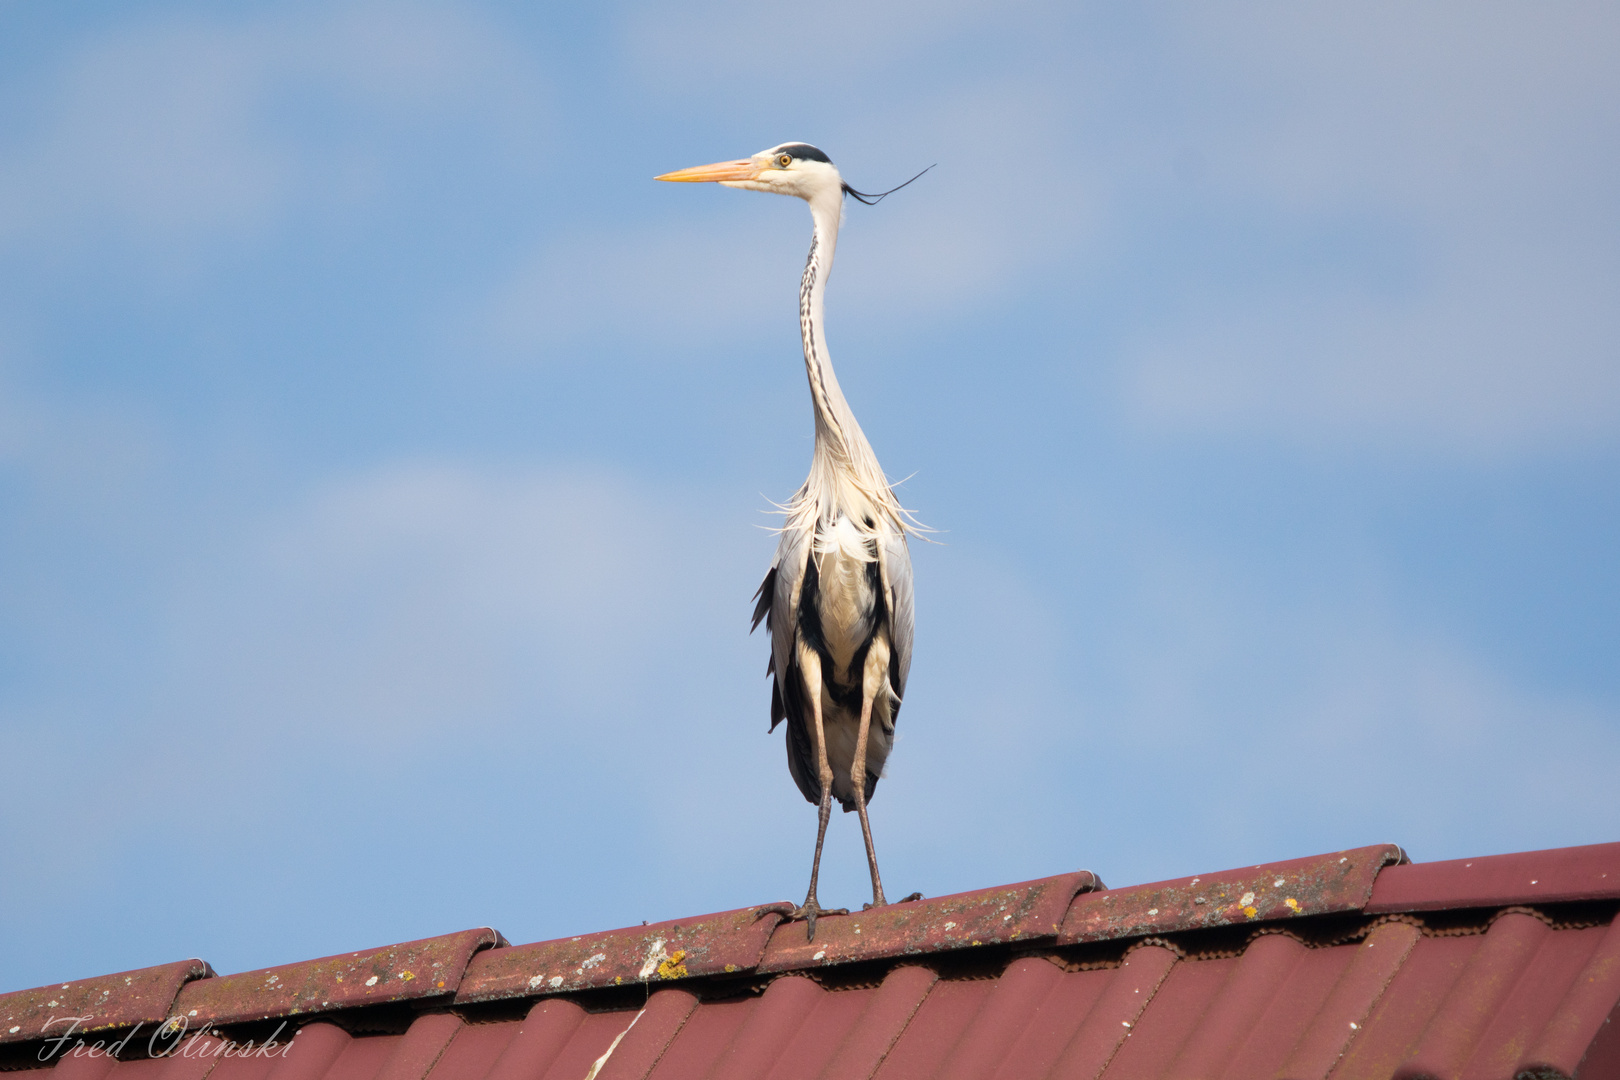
[794,203,906,534]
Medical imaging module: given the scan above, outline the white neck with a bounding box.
[801,199,865,462]
[796,192,900,528]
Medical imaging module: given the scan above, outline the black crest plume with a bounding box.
[841,164,935,205]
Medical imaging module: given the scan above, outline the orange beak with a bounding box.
[654,158,762,183]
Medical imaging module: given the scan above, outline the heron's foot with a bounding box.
[861,891,923,911]
[787,899,848,942]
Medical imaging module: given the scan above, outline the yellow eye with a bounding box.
[777,154,792,168]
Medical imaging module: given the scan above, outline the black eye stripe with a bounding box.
[771,142,832,164]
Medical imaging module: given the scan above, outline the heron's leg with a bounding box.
[852,636,890,909]
[789,645,846,940]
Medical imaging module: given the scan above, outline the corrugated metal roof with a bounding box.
[5,842,1618,1080]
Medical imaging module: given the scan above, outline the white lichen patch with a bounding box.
[637,938,669,980]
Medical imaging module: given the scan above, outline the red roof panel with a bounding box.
[533,1007,640,1080]
[262,1022,349,1080]
[476,1000,579,1080]
[170,930,503,1028]
[812,964,935,1080]
[1060,844,1404,945]
[1163,931,1304,1077]
[876,976,993,1079]
[986,961,1107,1080]
[759,871,1101,974]
[1519,915,1620,1080]
[1106,950,1238,1079]
[764,976,873,1080]
[1043,944,1178,1079]
[46,1049,116,1080]
[1,960,212,1045]
[647,991,752,1080]
[1272,919,1419,1078]
[1367,841,1620,913]
[936,956,1065,1080]
[206,1043,278,1080]
[694,975,820,1080]
[8,842,1620,1080]
[456,908,781,1002]
[595,988,696,1080]
[320,1029,395,1080]
[1463,920,1613,1080]
[1397,911,1551,1079]
[424,1017,511,1080]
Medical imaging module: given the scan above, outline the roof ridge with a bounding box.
[5,840,1618,1054]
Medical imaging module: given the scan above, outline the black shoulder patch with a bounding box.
[773,142,831,164]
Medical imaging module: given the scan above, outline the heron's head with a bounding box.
[656,143,843,207]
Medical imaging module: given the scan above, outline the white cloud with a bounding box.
[1119,1,1620,453]
[1088,543,1620,870]
[157,461,764,748]
[480,75,1094,367]
[480,217,793,359]
[613,0,1620,454]
[624,0,1040,82]
[4,0,1617,989]
[0,3,544,268]
[0,343,166,527]
[0,460,775,909]
[2,449,1613,968]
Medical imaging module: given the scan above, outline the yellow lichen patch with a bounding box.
[1243,906,1258,919]
[400,971,416,981]
[724,964,737,973]
[1285,898,1301,912]
[656,949,688,980]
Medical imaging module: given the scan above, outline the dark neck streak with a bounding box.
[799,231,847,455]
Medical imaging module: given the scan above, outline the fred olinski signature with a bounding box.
[35,1015,294,1063]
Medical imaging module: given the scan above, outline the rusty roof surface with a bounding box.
[5,841,1619,1080]
[1366,841,1620,913]
[0,961,213,1044]
[1059,844,1402,945]
[757,870,1103,974]
[455,908,782,1002]
[170,929,507,1029]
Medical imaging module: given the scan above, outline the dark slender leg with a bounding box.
[788,646,846,940]
[852,640,888,908]
[802,784,836,939]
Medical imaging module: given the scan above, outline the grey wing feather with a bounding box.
[761,516,812,730]
[766,517,824,804]
[878,525,914,707]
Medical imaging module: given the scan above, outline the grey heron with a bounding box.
[657,143,924,938]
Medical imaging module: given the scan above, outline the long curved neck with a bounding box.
[800,197,872,472]
[791,194,906,533]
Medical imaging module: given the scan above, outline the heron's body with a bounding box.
[757,476,910,813]
[659,142,919,936]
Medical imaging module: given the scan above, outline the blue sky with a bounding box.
[3,1,1617,992]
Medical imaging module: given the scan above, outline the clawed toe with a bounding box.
[787,900,849,941]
